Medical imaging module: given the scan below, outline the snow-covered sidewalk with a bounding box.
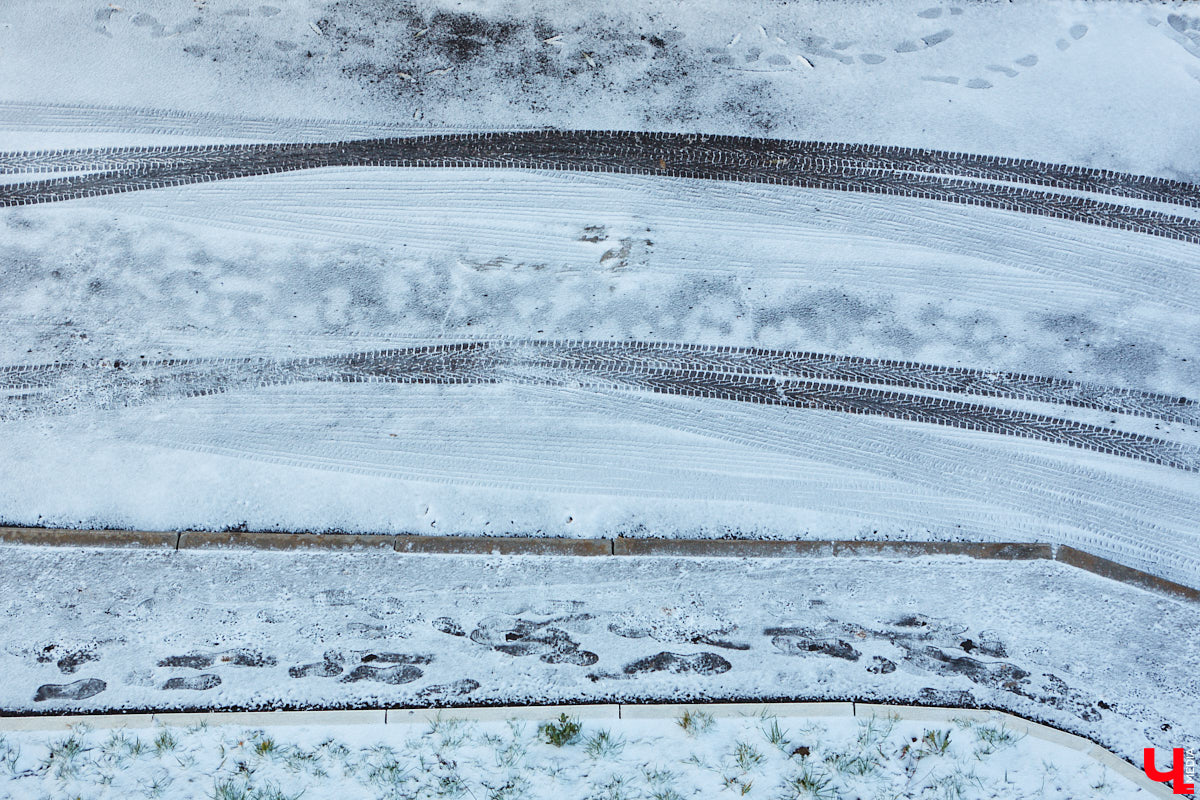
[1,544,1196,767]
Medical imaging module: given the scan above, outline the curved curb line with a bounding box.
[0,527,1195,601]
[0,701,1173,797]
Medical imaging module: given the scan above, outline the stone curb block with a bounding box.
[1055,546,1200,602]
[0,527,177,548]
[834,542,1051,560]
[613,539,837,557]
[1089,744,1175,799]
[178,532,395,551]
[385,705,621,723]
[1,527,1195,603]
[1021,720,1094,752]
[620,701,854,719]
[394,535,612,556]
[152,710,387,727]
[0,713,159,731]
[853,703,1004,725]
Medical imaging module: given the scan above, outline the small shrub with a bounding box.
[922,729,952,757]
[153,729,178,754]
[584,729,625,759]
[538,714,582,747]
[213,778,250,800]
[676,709,714,737]
[762,718,790,750]
[0,736,21,777]
[733,741,763,771]
[45,734,88,780]
[782,765,836,799]
[972,724,1023,755]
[485,773,529,800]
[825,752,878,777]
[855,715,895,748]
[593,774,637,800]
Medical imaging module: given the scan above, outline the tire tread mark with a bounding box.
[3,340,1195,471]
[1,340,1194,424]
[2,133,1198,210]
[2,132,1198,242]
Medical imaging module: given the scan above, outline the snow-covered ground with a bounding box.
[2,545,1197,768]
[3,0,1200,173]
[5,186,1199,590]
[0,0,1197,794]
[0,4,1198,587]
[0,711,1156,799]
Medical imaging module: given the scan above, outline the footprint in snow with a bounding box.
[339,664,423,684]
[767,628,862,662]
[433,617,465,636]
[55,649,100,674]
[289,650,345,678]
[162,674,221,691]
[34,678,106,702]
[415,679,481,702]
[158,648,276,669]
[468,615,599,666]
[589,651,732,681]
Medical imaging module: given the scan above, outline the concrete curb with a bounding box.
[0,527,178,548]
[178,531,394,551]
[0,701,1172,797]
[4,525,1195,599]
[0,527,1194,602]
[614,539,1051,560]
[395,535,613,556]
[619,701,854,719]
[1056,545,1199,602]
[386,704,621,723]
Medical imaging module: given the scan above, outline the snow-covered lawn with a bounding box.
[0,711,1149,800]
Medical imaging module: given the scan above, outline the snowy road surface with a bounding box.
[0,2,1197,564]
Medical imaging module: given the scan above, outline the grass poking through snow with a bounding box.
[0,711,1145,799]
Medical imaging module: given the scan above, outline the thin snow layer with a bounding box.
[2,545,1197,768]
[2,0,1200,179]
[1,165,1198,584]
[0,7,1198,574]
[0,715,1152,800]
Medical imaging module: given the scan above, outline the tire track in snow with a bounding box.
[6,340,1190,424]
[557,389,1200,586]
[3,133,1199,210]
[525,367,1198,472]
[2,341,1196,471]
[3,132,1200,243]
